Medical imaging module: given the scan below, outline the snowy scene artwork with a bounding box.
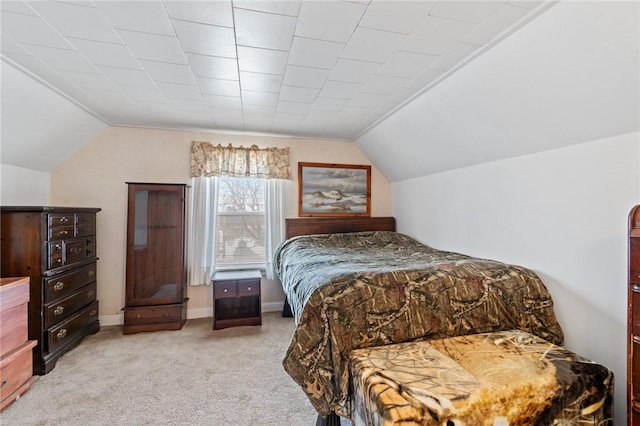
[298,162,371,217]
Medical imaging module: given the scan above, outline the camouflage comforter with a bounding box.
[274,231,564,417]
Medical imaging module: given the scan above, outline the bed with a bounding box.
[274,217,564,423]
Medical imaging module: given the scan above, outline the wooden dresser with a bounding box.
[0,277,37,411]
[1,207,101,375]
[629,204,640,425]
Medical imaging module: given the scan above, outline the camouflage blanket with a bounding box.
[274,231,564,417]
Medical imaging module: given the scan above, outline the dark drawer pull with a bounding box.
[86,290,95,298]
[1,379,7,388]
[59,216,70,223]
[90,309,97,317]
[54,306,65,316]
[88,270,95,277]
[57,329,68,340]
[59,230,69,236]
[223,288,229,293]
[634,284,640,292]
[54,281,65,291]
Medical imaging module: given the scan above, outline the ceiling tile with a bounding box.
[288,37,345,69]
[57,70,119,91]
[210,108,244,128]
[117,30,187,64]
[430,1,504,24]
[237,46,288,74]
[377,51,439,78]
[172,20,236,58]
[1,1,37,15]
[405,68,446,90]
[28,1,120,43]
[400,16,477,55]
[507,0,544,10]
[282,65,330,89]
[329,58,380,84]
[464,4,531,46]
[362,75,409,95]
[197,77,240,97]
[3,52,62,78]
[242,90,279,107]
[428,42,481,72]
[1,35,29,55]
[170,99,209,112]
[204,94,242,109]
[164,0,234,27]
[22,45,98,73]
[96,1,174,36]
[277,101,311,115]
[234,8,296,51]
[341,28,407,63]
[359,1,436,34]
[82,89,137,107]
[122,87,168,103]
[157,82,203,100]
[311,97,349,112]
[187,54,238,80]
[304,109,338,122]
[97,66,156,89]
[1,12,72,49]
[240,71,283,93]
[140,60,196,85]
[279,85,319,103]
[233,1,301,17]
[319,81,363,100]
[67,38,141,69]
[295,1,365,43]
[387,87,418,105]
[349,92,389,108]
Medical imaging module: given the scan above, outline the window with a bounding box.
[215,176,266,270]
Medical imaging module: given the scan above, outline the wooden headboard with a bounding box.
[285,217,396,239]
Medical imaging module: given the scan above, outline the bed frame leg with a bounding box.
[316,413,341,426]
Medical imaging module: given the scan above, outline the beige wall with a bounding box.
[50,126,391,324]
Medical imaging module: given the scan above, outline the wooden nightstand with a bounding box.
[212,270,262,330]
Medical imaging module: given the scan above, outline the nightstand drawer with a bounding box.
[214,280,237,299]
[237,280,260,296]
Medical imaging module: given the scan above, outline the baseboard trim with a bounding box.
[99,301,285,326]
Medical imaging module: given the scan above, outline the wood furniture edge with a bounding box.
[285,216,396,239]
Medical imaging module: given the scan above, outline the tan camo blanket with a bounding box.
[350,330,613,425]
[274,231,564,417]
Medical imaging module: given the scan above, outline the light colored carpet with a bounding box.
[1,313,348,426]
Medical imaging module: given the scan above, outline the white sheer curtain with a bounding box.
[265,179,287,280]
[187,176,218,286]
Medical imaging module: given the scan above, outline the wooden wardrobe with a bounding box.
[629,204,640,425]
[123,183,188,334]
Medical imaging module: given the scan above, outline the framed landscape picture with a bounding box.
[298,162,371,217]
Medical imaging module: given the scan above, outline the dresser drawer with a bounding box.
[214,280,237,299]
[44,263,97,302]
[64,239,87,265]
[47,301,99,354]
[0,340,36,402]
[44,282,97,328]
[48,214,74,228]
[48,225,74,240]
[124,305,183,325]
[47,241,64,270]
[0,304,28,356]
[75,214,95,237]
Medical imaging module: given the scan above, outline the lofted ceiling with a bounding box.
[1,0,549,141]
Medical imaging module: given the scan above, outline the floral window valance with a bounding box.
[190,141,291,180]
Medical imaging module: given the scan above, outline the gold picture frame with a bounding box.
[298,162,371,217]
